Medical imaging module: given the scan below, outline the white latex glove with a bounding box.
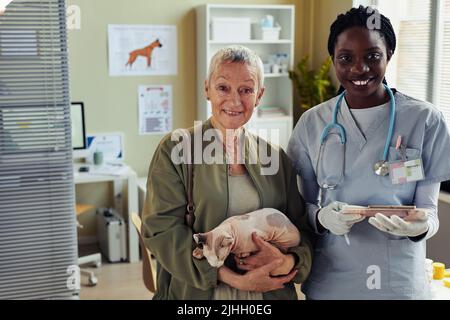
[368,210,429,237]
[318,201,365,236]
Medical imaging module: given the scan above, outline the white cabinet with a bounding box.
[196,4,295,150]
[247,116,293,151]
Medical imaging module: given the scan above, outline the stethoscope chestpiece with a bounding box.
[374,160,390,176]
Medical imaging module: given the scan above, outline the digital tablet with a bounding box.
[342,205,425,221]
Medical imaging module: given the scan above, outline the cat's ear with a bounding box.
[221,236,234,248]
[193,233,208,245]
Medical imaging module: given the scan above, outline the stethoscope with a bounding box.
[316,84,396,191]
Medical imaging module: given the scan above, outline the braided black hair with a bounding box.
[328,6,396,57]
[328,6,396,93]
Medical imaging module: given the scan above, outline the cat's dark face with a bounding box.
[193,231,234,267]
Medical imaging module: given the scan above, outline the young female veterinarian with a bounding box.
[287,6,450,299]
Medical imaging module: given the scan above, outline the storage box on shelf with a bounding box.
[211,17,251,42]
[196,4,295,150]
[253,25,281,41]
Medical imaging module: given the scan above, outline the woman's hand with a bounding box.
[218,259,298,293]
[234,232,296,276]
[368,210,429,237]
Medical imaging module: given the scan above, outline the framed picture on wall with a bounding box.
[108,24,177,76]
[86,132,124,164]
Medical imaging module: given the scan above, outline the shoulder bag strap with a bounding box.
[184,129,195,229]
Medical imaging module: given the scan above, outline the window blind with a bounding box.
[396,0,432,102]
[376,0,450,127]
[437,0,450,125]
[0,0,78,299]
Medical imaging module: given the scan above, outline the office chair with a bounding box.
[76,204,102,286]
[78,254,101,286]
[131,213,156,293]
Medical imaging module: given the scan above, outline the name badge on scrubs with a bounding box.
[389,159,425,184]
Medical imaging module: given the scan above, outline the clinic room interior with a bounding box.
[0,0,450,301]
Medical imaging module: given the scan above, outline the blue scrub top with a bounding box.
[288,91,450,299]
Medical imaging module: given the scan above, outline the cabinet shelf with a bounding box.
[264,73,289,78]
[197,4,295,150]
[253,115,291,122]
[209,40,293,44]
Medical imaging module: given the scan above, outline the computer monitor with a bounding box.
[71,102,88,159]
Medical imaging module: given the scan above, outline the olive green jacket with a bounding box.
[142,119,314,300]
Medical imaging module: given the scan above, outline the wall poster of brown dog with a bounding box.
[108,24,177,76]
[125,38,163,68]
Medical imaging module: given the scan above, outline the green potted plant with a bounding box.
[289,55,337,117]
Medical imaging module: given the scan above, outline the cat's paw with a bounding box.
[192,247,204,259]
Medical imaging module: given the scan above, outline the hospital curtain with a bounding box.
[0,0,78,299]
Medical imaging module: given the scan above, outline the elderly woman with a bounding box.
[142,45,313,300]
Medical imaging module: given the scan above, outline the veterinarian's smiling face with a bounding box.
[205,62,264,131]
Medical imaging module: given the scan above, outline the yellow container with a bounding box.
[433,262,445,280]
[444,279,450,289]
[444,270,450,278]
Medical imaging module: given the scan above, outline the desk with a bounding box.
[428,192,450,271]
[76,204,94,216]
[439,191,450,204]
[74,163,139,263]
[431,278,450,300]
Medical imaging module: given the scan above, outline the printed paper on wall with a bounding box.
[108,24,177,76]
[138,85,172,135]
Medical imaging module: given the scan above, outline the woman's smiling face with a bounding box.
[333,26,392,108]
[205,61,264,131]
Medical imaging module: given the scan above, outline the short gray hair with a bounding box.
[207,45,264,89]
